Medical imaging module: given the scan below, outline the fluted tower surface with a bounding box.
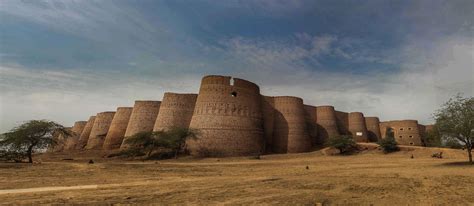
[348,112,369,142]
[261,96,275,153]
[86,111,115,150]
[365,117,381,142]
[335,111,349,135]
[121,100,161,148]
[153,93,198,131]
[64,121,87,150]
[103,107,133,150]
[188,75,264,156]
[272,96,311,153]
[316,106,339,143]
[304,105,318,147]
[76,116,96,149]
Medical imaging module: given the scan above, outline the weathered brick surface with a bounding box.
[272,97,311,153]
[304,105,318,147]
[365,117,381,142]
[187,75,264,156]
[121,101,161,149]
[316,106,339,143]
[348,112,369,142]
[153,93,197,132]
[103,107,133,150]
[63,121,87,150]
[86,111,115,150]
[76,116,96,150]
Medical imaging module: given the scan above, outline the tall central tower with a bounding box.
[187,75,264,156]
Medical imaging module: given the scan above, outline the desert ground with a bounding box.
[1,144,473,205]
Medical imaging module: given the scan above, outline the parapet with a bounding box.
[153,93,198,132]
[86,111,116,150]
[122,100,161,149]
[75,116,96,149]
[103,107,133,150]
[348,112,369,142]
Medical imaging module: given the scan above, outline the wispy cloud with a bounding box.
[0,1,473,132]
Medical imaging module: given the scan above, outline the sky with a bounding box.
[0,0,473,133]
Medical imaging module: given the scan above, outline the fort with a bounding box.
[59,75,433,156]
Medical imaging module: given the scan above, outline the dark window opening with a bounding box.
[231,91,237,97]
[399,136,403,138]
[400,128,404,130]
[409,135,413,138]
[410,142,414,145]
[408,127,412,130]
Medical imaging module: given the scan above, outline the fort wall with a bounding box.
[261,95,275,153]
[103,107,133,150]
[86,111,115,150]
[316,106,339,143]
[121,100,161,148]
[365,117,381,142]
[64,121,87,150]
[348,112,369,142]
[304,105,318,147]
[187,75,264,156]
[379,120,423,146]
[272,97,311,153]
[335,111,349,135]
[153,93,198,131]
[76,116,96,149]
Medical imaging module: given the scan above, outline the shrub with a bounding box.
[378,137,399,153]
[326,135,358,155]
[0,149,28,163]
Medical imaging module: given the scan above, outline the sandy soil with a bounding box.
[0,144,473,205]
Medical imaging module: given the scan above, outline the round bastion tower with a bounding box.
[348,112,369,142]
[103,107,133,150]
[153,93,198,132]
[272,97,311,153]
[365,117,381,142]
[76,116,96,149]
[187,75,264,156]
[86,111,116,150]
[316,106,339,143]
[121,100,161,149]
[64,121,87,150]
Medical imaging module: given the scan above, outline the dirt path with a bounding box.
[0,185,99,195]
[0,181,159,195]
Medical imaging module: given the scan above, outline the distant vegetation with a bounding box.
[433,94,473,164]
[0,120,70,163]
[326,135,358,154]
[123,127,199,159]
[378,128,399,153]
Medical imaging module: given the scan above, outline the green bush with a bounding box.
[326,135,358,155]
[0,149,28,163]
[377,137,399,153]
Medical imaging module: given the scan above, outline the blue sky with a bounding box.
[0,0,473,132]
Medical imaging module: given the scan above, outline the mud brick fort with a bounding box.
[55,75,434,156]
